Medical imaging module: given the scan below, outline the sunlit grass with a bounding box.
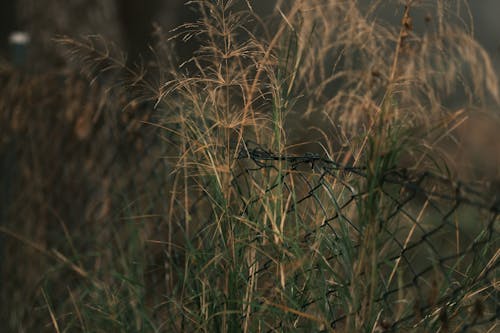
[0,1,498,332]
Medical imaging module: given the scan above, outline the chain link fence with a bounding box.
[234,142,498,332]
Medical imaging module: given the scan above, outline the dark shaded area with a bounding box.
[0,0,201,67]
[0,0,17,58]
[0,70,171,331]
[116,0,164,65]
[1,1,499,70]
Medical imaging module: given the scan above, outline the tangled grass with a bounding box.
[0,0,498,332]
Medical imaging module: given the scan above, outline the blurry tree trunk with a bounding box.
[116,0,163,66]
[0,0,18,299]
[0,0,17,58]
[115,0,199,67]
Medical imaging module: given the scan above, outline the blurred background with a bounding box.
[0,0,499,70]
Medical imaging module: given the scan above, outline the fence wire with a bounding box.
[234,142,498,332]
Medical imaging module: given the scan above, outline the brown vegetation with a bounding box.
[0,1,498,331]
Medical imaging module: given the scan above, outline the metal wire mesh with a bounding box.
[234,142,498,332]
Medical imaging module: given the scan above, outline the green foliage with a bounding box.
[1,1,498,332]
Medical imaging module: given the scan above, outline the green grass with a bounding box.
[0,1,499,332]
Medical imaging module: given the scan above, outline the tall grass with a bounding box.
[1,0,498,332]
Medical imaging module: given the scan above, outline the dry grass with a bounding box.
[0,0,498,332]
